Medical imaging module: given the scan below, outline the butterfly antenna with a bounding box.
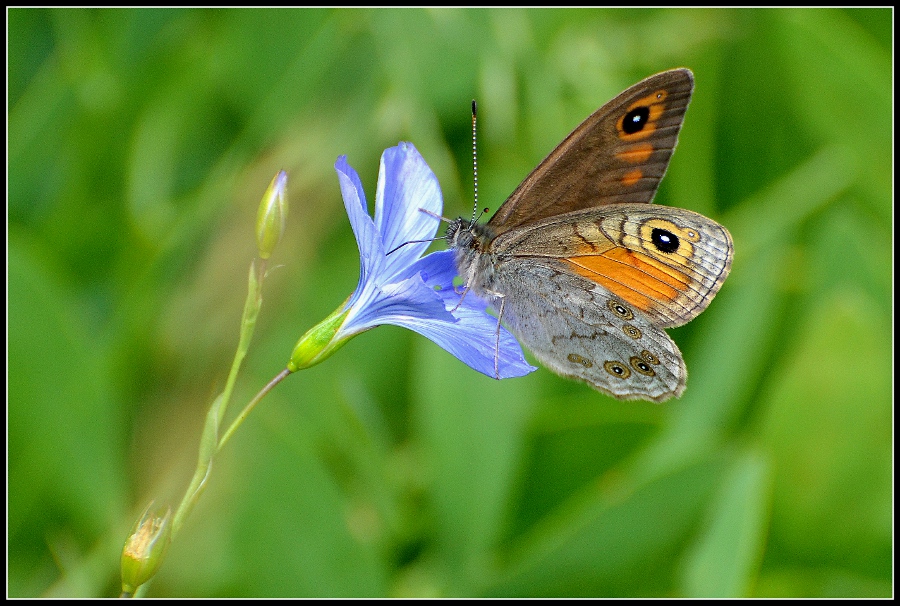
[386,235,444,256]
[470,99,479,226]
[387,208,454,256]
[396,101,484,258]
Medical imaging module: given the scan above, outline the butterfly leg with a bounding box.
[451,284,470,312]
[475,284,506,379]
[451,262,480,311]
[454,281,504,378]
[493,296,506,379]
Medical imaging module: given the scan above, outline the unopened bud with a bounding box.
[256,170,288,259]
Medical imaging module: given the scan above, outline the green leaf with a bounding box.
[681,449,771,597]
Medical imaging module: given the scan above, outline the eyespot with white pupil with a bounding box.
[607,299,634,320]
[641,350,661,365]
[622,107,650,135]
[567,353,593,368]
[630,356,656,376]
[651,228,680,253]
[604,360,631,379]
[622,324,642,339]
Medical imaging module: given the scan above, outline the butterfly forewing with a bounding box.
[488,69,694,235]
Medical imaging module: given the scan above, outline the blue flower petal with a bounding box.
[403,251,537,379]
[397,303,538,379]
[402,250,489,313]
[375,143,443,280]
[341,270,456,338]
[336,156,383,288]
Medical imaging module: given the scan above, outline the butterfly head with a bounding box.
[446,217,495,254]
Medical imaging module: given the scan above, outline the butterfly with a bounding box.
[446,69,733,402]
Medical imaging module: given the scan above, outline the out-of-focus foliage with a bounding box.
[8,8,891,597]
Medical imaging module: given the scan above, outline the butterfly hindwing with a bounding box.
[494,258,686,402]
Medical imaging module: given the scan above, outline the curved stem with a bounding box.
[218,368,292,452]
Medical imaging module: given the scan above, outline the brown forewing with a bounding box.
[487,69,694,235]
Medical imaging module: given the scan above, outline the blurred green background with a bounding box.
[8,8,892,598]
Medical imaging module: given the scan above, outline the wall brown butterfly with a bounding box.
[447,69,733,402]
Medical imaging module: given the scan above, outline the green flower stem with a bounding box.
[126,257,358,594]
[170,258,265,540]
[217,367,292,452]
[122,172,296,596]
[219,259,265,425]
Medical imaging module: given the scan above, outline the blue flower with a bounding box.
[288,142,536,380]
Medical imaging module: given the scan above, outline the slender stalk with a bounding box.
[218,368,292,452]
[217,259,266,427]
[121,171,290,597]
[169,260,266,540]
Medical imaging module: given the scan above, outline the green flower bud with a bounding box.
[288,298,355,371]
[121,503,172,595]
[256,171,288,259]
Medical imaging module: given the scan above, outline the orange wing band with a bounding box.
[565,248,689,313]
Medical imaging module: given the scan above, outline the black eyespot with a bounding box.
[622,324,642,339]
[607,299,634,320]
[604,360,631,379]
[630,356,656,377]
[622,106,650,134]
[651,228,680,253]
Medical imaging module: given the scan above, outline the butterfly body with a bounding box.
[448,69,733,402]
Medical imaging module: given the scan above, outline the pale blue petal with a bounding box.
[340,272,456,338]
[336,156,383,287]
[397,304,537,379]
[375,143,443,280]
[403,250,490,313]
[403,251,537,378]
